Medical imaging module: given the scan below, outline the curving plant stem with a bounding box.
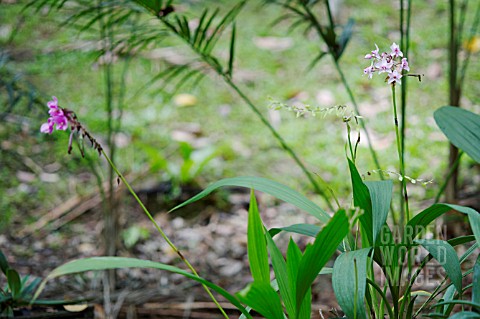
[101,149,231,319]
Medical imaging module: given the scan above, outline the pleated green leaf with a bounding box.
[265,231,294,318]
[269,223,320,238]
[287,239,311,319]
[332,248,371,319]
[247,191,270,284]
[296,209,349,310]
[406,204,480,246]
[365,180,393,244]
[237,282,285,319]
[415,239,462,293]
[434,106,480,163]
[348,159,373,246]
[170,176,330,223]
[32,257,252,318]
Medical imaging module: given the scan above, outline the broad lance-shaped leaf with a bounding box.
[7,268,21,299]
[265,231,295,318]
[287,239,311,319]
[434,106,480,163]
[332,248,371,319]
[365,180,392,244]
[406,204,480,246]
[415,239,462,293]
[296,209,349,310]
[348,159,373,246]
[32,257,252,319]
[237,282,284,319]
[169,176,330,223]
[247,191,270,283]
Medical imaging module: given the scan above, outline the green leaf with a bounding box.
[415,239,462,293]
[296,209,349,310]
[434,106,480,163]
[406,204,480,246]
[0,250,9,275]
[332,248,371,319]
[448,312,480,319]
[169,176,330,223]
[247,191,270,283]
[7,268,21,299]
[269,223,320,238]
[32,257,251,318]
[265,232,294,318]
[237,282,285,319]
[365,180,393,244]
[442,284,456,314]
[227,22,236,78]
[473,255,480,309]
[348,159,373,246]
[286,239,311,319]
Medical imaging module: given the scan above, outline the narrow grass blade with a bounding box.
[434,106,480,163]
[296,209,349,310]
[237,282,285,319]
[268,223,320,238]
[198,8,219,49]
[365,180,393,244]
[192,8,209,46]
[348,159,373,246]
[415,239,462,293]
[169,176,330,223]
[247,191,270,284]
[228,22,236,78]
[332,248,371,319]
[32,257,252,318]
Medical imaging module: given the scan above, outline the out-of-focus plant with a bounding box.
[0,250,79,318]
[140,140,221,198]
[126,0,335,210]
[444,0,480,202]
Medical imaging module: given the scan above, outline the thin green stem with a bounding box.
[435,151,464,203]
[366,278,395,319]
[100,150,230,319]
[333,59,384,179]
[392,86,410,228]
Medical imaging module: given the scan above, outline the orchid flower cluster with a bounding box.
[363,42,410,85]
[40,96,103,156]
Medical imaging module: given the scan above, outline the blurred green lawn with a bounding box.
[1,0,479,226]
